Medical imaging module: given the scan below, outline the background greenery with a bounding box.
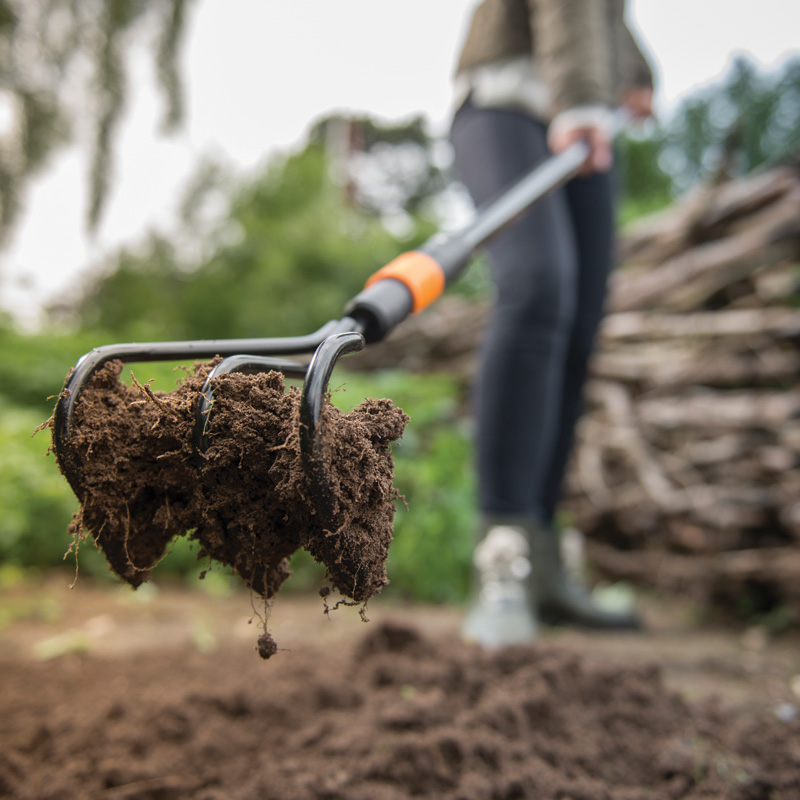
[2,55,798,602]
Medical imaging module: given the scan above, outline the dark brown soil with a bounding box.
[2,611,799,800]
[54,360,407,653]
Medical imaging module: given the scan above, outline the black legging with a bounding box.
[450,99,615,525]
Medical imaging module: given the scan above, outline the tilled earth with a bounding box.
[2,578,800,800]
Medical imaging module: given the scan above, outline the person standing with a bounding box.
[450,0,654,646]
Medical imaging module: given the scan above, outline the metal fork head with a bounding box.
[52,324,365,527]
[192,331,365,521]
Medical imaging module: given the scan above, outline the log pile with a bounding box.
[351,164,800,621]
[575,165,800,621]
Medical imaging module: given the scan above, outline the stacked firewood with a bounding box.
[350,164,800,620]
[571,166,800,620]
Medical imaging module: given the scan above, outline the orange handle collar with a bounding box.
[364,251,445,314]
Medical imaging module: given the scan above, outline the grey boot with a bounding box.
[529,523,641,630]
[461,519,538,647]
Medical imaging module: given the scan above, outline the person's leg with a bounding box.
[450,101,577,523]
[528,169,639,628]
[450,101,579,644]
[540,171,616,524]
[450,103,639,636]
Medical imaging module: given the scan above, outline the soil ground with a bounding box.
[2,572,800,799]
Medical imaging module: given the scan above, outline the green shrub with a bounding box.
[330,370,475,603]
[0,325,103,414]
[0,402,81,570]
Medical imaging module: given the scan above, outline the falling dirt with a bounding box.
[2,611,799,800]
[53,360,408,653]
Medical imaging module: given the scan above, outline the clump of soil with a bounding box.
[2,621,799,799]
[54,360,408,652]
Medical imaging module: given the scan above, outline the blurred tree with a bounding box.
[657,56,800,193]
[0,0,191,239]
[309,113,450,223]
[615,131,674,224]
[612,55,800,222]
[70,136,438,340]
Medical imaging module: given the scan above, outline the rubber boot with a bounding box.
[461,519,539,647]
[529,523,641,630]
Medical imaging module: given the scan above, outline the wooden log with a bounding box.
[778,423,800,453]
[591,345,800,388]
[618,166,800,265]
[637,388,800,430]
[608,189,800,312]
[586,543,800,615]
[672,432,767,466]
[753,260,800,302]
[600,307,800,341]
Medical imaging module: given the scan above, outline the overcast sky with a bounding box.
[2,0,799,326]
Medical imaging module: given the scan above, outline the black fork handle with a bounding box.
[345,140,588,344]
[426,139,589,280]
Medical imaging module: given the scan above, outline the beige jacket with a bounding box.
[456,0,653,118]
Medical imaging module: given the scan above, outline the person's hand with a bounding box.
[620,87,654,121]
[548,123,613,175]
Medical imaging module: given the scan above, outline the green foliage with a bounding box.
[0,319,188,416]
[0,402,78,570]
[612,55,800,227]
[330,371,475,603]
[70,234,191,342]
[74,143,437,341]
[0,323,105,414]
[657,56,800,193]
[616,131,673,226]
[390,420,475,603]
